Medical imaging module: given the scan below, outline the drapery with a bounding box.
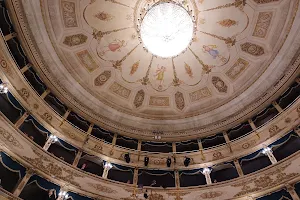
[0,152,26,178]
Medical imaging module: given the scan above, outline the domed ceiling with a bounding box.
[21,0,300,140]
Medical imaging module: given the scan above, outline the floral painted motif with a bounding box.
[184,63,193,78]
[94,11,114,21]
[218,19,238,27]
[130,61,140,75]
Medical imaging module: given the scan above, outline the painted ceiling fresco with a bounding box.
[26,0,300,137]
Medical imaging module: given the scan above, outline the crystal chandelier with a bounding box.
[0,83,8,94]
[137,1,196,58]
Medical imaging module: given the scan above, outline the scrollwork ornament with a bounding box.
[17,88,30,101]
[42,113,52,122]
[149,193,165,200]
[269,125,281,137]
[242,140,256,149]
[33,104,39,110]
[0,58,12,76]
[0,128,23,149]
[213,151,223,159]
[87,183,117,193]
[23,148,83,187]
[92,144,103,153]
[232,163,299,197]
[200,191,223,199]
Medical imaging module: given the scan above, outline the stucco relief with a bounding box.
[189,87,211,102]
[63,34,88,47]
[95,71,111,86]
[76,50,98,72]
[109,82,131,99]
[175,92,185,110]
[23,148,83,187]
[61,0,78,28]
[212,77,228,93]
[231,163,299,197]
[149,96,170,107]
[253,12,273,38]
[134,90,145,108]
[199,191,224,199]
[226,58,249,80]
[87,183,117,193]
[17,88,30,101]
[241,42,265,56]
[0,128,23,149]
[0,57,12,76]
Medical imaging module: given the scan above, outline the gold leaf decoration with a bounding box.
[23,148,83,187]
[231,163,299,197]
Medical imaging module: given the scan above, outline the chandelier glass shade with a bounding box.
[140,2,194,58]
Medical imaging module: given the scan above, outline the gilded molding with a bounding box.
[231,163,299,197]
[22,148,83,187]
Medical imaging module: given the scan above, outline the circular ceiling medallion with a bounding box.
[140,2,194,58]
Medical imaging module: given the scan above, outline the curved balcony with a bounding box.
[0,7,299,164]
[0,0,300,200]
[0,113,299,199]
[0,52,299,170]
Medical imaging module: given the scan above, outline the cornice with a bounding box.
[0,114,299,200]
[3,0,300,140]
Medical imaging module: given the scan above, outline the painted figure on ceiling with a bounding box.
[154,65,166,85]
[203,45,228,63]
[99,39,127,56]
[203,45,219,59]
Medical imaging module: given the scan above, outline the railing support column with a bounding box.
[272,101,283,112]
[72,150,82,167]
[233,159,244,177]
[262,147,277,164]
[13,169,34,196]
[15,112,29,128]
[4,32,17,41]
[286,184,300,200]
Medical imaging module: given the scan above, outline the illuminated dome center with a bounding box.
[140,2,194,58]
